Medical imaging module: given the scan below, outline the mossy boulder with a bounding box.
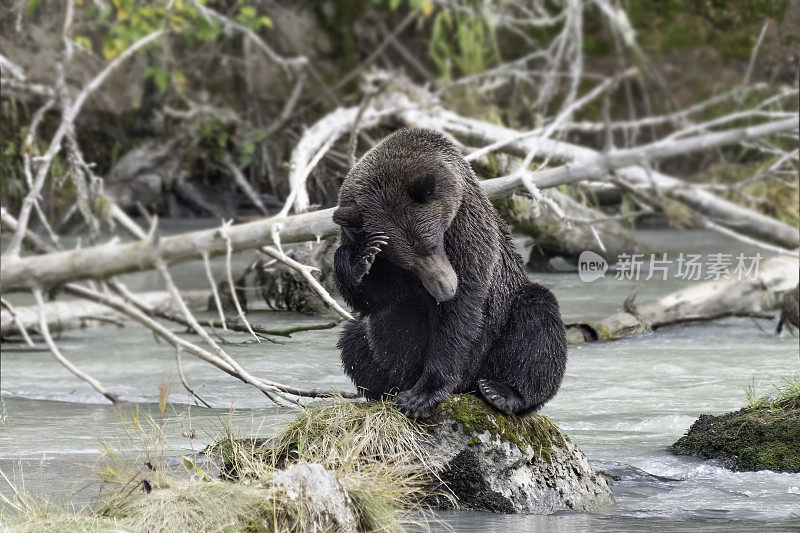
[214,394,613,517]
[423,395,613,514]
[671,398,800,473]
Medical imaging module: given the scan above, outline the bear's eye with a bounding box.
[407,174,437,203]
[411,240,436,256]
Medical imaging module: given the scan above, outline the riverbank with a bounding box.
[2,395,613,531]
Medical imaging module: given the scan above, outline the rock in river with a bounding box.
[220,394,614,517]
[273,463,358,532]
[672,395,800,473]
[423,394,614,514]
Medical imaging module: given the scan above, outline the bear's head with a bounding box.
[333,129,469,302]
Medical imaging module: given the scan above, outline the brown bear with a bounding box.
[333,128,567,418]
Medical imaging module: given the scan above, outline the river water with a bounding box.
[1,224,798,531]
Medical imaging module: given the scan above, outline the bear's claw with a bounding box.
[354,232,388,283]
[394,387,445,418]
[477,379,524,415]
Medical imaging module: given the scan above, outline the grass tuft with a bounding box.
[2,397,441,532]
[215,397,439,532]
[745,374,800,411]
[4,394,558,531]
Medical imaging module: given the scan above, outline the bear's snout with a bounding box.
[412,252,458,303]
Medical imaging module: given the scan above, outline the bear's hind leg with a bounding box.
[479,283,567,416]
[477,379,525,415]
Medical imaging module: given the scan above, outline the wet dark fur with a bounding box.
[333,129,567,417]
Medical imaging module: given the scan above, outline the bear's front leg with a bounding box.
[394,296,483,418]
[395,386,452,419]
[333,231,388,311]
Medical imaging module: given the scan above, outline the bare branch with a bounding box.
[466,68,635,163]
[6,29,165,258]
[1,297,35,347]
[261,245,354,321]
[224,154,269,216]
[743,21,769,87]
[2,88,796,292]
[189,0,305,72]
[219,221,259,342]
[175,347,212,408]
[202,252,227,330]
[32,287,120,404]
[0,52,26,80]
[64,282,354,400]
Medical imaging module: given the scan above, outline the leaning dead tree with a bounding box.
[2,1,797,405]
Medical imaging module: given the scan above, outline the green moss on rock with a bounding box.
[210,395,611,516]
[428,394,564,459]
[672,399,800,473]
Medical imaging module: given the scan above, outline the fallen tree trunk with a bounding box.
[1,89,796,293]
[0,208,336,293]
[429,109,799,249]
[0,290,208,337]
[566,255,799,343]
[494,189,647,270]
[287,80,797,250]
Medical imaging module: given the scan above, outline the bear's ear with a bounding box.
[332,204,362,229]
[407,173,437,203]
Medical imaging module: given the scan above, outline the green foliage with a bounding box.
[0,98,78,218]
[59,0,273,97]
[745,375,800,411]
[238,128,268,168]
[195,117,235,159]
[315,0,371,71]
[621,0,788,60]
[0,99,28,212]
[428,7,501,82]
[86,0,263,59]
[378,0,435,16]
[235,2,273,31]
[143,66,170,92]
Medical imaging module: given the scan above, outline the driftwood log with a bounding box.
[566,255,799,343]
[1,290,208,338]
